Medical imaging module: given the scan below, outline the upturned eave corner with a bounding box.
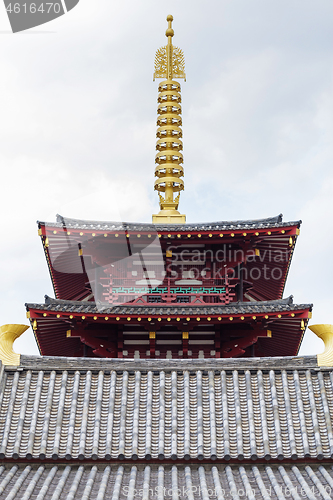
[309,324,333,367]
[0,324,28,366]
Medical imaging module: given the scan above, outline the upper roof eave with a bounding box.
[37,213,302,233]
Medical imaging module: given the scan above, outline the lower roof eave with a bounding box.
[26,295,313,317]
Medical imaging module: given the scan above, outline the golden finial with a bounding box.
[152,15,186,224]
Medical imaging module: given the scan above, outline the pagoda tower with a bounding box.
[25,17,312,360]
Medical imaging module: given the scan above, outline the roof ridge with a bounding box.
[18,353,318,370]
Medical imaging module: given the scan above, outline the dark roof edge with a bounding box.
[55,213,285,226]
[16,353,320,371]
[24,295,313,314]
[36,213,302,231]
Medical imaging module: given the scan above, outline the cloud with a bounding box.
[0,0,332,355]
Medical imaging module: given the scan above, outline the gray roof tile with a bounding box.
[0,365,332,461]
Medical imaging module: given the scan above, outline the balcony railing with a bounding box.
[96,276,237,305]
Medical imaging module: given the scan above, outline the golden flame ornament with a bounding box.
[309,324,333,366]
[152,15,186,224]
[0,324,28,366]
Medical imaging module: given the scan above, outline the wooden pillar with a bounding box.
[117,325,123,358]
[182,331,189,358]
[149,331,156,357]
[237,264,244,302]
[206,245,212,280]
[215,327,221,358]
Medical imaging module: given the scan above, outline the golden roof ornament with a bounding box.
[0,324,28,366]
[152,15,186,224]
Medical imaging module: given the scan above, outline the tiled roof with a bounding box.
[28,295,312,316]
[0,463,332,499]
[0,361,332,461]
[36,213,301,232]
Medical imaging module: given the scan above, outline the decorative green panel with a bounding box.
[112,287,226,295]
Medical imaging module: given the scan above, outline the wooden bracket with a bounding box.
[68,329,117,358]
[220,329,271,358]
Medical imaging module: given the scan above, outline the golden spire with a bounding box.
[152,15,186,224]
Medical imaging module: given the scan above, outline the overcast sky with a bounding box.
[0,0,332,357]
